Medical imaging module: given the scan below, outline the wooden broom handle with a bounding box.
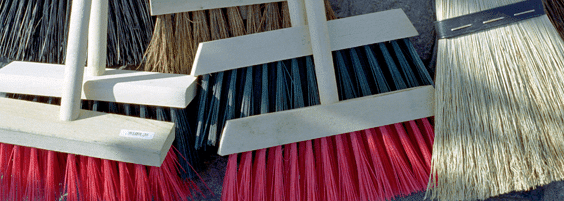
[287,0,308,26]
[60,0,91,121]
[88,0,108,76]
[303,0,339,105]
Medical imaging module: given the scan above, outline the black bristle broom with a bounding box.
[216,1,436,200]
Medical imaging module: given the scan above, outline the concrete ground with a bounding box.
[189,0,564,200]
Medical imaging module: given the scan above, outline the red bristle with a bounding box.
[253,149,267,201]
[267,146,284,201]
[392,123,428,191]
[419,118,435,150]
[313,139,326,201]
[134,164,151,201]
[238,152,253,201]
[9,146,24,201]
[364,128,395,201]
[350,131,379,201]
[118,162,134,201]
[102,160,119,201]
[302,140,317,201]
[78,156,88,199]
[160,152,189,201]
[298,142,306,200]
[319,137,339,200]
[0,143,13,200]
[222,154,238,201]
[284,143,299,201]
[378,126,419,196]
[63,154,81,201]
[45,151,61,201]
[406,120,432,171]
[334,134,360,200]
[149,165,174,201]
[24,148,43,201]
[86,157,102,201]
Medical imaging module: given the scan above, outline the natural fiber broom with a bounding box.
[428,0,564,200]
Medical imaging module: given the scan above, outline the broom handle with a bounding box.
[287,0,307,26]
[303,0,339,105]
[60,0,91,121]
[88,0,108,76]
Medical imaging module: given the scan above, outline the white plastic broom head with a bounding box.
[208,0,434,155]
[0,0,190,167]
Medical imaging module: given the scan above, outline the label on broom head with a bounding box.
[119,129,154,139]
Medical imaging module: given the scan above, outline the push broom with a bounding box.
[166,0,435,200]
[0,0,203,200]
[428,0,564,200]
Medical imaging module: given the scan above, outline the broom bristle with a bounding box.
[133,164,150,201]
[86,157,103,201]
[24,148,43,201]
[118,162,134,201]
[45,150,60,201]
[222,155,238,201]
[253,149,267,201]
[102,160,119,201]
[429,0,564,200]
[63,154,80,201]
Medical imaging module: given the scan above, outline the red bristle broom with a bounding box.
[0,0,207,200]
[174,0,435,200]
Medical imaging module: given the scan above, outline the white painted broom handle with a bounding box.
[303,0,339,105]
[88,0,107,76]
[60,0,91,121]
[287,0,307,26]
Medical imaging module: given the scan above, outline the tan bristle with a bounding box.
[264,3,281,31]
[227,7,246,37]
[281,2,292,28]
[174,12,195,74]
[209,9,230,40]
[192,10,211,48]
[324,0,338,20]
[429,0,564,200]
[142,15,175,73]
[247,4,263,34]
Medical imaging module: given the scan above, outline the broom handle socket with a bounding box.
[287,0,307,26]
[88,0,108,76]
[304,0,339,105]
[60,0,91,121]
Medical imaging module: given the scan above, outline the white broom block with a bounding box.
[0,62,198,108]
[0,97,175,166]
[218,85,435,155]
[191,9,418,76]
[60,0,91,121]
[149,0,284,15]
[303,0,338,104]
[87,0,108,76]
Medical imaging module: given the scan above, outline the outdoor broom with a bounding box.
[215,1,435,200]
[428,0,564,200]
[0,0,205,200]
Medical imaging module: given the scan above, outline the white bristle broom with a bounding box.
[428,0,564,200]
